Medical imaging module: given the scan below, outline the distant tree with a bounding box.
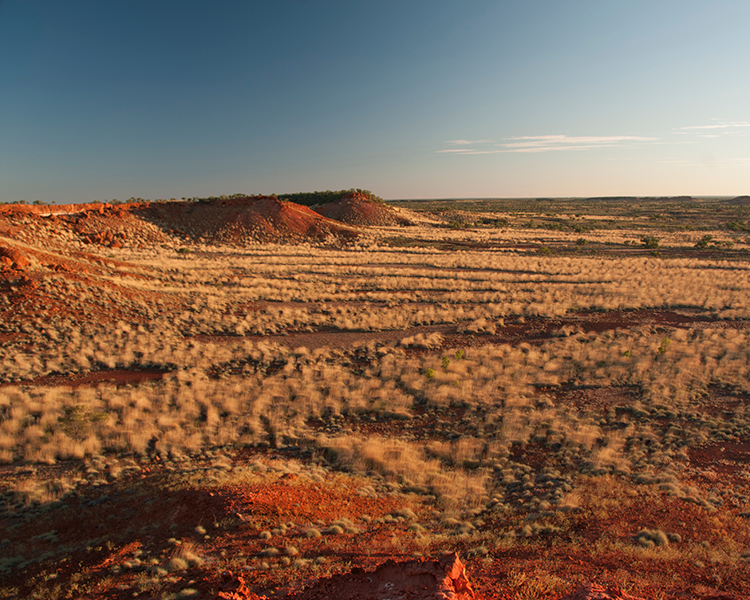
[279,189,384,206]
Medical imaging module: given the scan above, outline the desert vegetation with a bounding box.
[0,195,749,599]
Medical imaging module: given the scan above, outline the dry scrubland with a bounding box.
[1,196,750,599]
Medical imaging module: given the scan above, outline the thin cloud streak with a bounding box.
[677,120,750,131]
[438,134,658,155]
[502,135,656,151]
[446,139,494,145]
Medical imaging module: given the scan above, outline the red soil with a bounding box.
[558,583,644,600]
[0,368,166,389]
[219,553,477,600]
[0,201,114,217]
[315,192,412,227]
[140,196,361,245]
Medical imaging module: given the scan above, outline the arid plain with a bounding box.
[1,192,749,599]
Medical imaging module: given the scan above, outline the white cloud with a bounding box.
[677,120,750,131]
[438,134,657,155]
[501,135,656,153]
[446,139,494,145]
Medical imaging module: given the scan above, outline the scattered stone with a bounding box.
[0,246,30,269]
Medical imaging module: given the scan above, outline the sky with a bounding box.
[1,1,749,204]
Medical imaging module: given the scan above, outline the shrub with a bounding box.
[325,525,344,535]
[58,405,107,441]
[167,557,189,572]
[635,528,669,547]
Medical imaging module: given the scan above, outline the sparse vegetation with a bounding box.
[1,196,749,598]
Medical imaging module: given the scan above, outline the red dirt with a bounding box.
[231,553,476,600]
[0,368,167,389]
[315,192,412,227]
[0,201,114,217]
[140,196,361,245]
[558,583,644,600]
[688,442,750,492]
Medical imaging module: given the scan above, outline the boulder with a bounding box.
[0,246,30,269]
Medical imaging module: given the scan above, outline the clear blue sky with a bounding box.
[1,1,749,203]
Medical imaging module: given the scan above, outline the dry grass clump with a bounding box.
[318,434,490,515]
[2,322,748,471]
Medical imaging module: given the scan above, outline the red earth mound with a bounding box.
[1,197,361,249]
[0,201,113,216]
[315,192,412,227]
[140,196,361,245]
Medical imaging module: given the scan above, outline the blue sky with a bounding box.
[1,1,749,203]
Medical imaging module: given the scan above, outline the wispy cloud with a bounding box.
[438,135,657,155]
[676,119,750,132]
[500,135,656,153]
[446,139,494,145]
